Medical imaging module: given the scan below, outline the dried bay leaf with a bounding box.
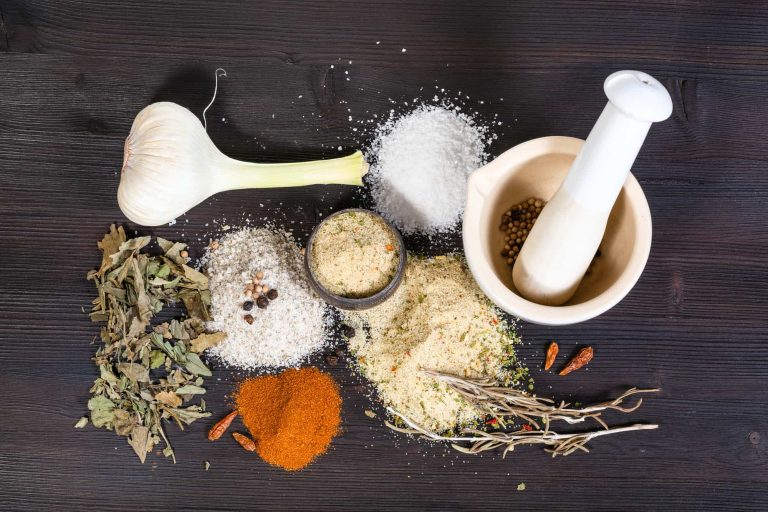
[74,417,89,429]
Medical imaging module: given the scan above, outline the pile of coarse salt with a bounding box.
[367,105,490,235]
[203,227,329,370]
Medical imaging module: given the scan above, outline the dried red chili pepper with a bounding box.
[521,424,533,431]
[559,347,594,376]
[544,341,559,370]
[485,418,499,426]
[208,410,238,441]
[232,431,257,452]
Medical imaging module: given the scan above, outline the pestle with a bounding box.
[512,70,673,306]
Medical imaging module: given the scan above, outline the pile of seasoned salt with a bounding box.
[203,227,328,370]
[367,105,491,235]
[344,255,524,432]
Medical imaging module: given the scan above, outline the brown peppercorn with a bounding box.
[266,289,278,300]
[244,314,254,325]
[256,296,269,309]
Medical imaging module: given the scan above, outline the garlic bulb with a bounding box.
[118,102,368,226]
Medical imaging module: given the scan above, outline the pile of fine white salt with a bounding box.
[367,105,490,235]
[203,227,329,370]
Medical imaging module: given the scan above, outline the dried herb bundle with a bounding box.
[82,225,225,463]
[387,370,659,457]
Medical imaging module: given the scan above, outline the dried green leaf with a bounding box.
[113,408,136,436]
[163,240,189,266]
[181,264,208,288]
[149,350,166,369]
[74,417,89,429]
[156,237,174,254]
[182,353,212,377]
[127,425,151,463]
[88,396,115,428]
[117,362,150,383]
[190,332,226,353]
[155,391,183,407]
[167,406,211,425]
[204,461,210,471]
[96,224,127,275]
[179,289,210,321]
[176,385,206,395]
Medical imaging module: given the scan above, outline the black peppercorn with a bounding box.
[325,354,339,366]
[266,288,278,300]
[256,296,269,309]
[341,324,356,338]
[242,300,254,311]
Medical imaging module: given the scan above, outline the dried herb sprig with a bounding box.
[422,370,657,430]
[387,410,658,457]
[83,225,226,463]
[385,370,659,457]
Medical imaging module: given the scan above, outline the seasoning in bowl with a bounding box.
[310,210,401,299]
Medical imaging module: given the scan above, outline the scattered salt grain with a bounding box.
[203,227,328,370]
[366,105,490,235]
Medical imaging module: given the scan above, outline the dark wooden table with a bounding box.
[1,1,767,510]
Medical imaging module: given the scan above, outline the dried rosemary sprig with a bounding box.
[386,370,659,457]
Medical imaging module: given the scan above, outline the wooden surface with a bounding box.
[1,1,767,510]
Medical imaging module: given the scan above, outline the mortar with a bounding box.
[462,136,652,325]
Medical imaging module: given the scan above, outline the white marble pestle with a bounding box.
[513,70,673,306]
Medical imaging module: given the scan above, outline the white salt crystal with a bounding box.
[366,105,489,235]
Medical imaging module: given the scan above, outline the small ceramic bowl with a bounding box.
[304,208,407,310]
[463,136,652,325]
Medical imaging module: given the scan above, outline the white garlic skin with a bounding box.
[118,102,221,226]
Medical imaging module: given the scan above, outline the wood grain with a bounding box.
[1,1,767,510]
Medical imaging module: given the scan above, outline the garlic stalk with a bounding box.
[118,102,369,226]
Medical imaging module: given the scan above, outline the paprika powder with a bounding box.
[234,367,341,471]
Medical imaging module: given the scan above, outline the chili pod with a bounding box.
[544,341,559,370]
[559,347,594,376]
[232,432,257,452]
[208,410,238,441]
